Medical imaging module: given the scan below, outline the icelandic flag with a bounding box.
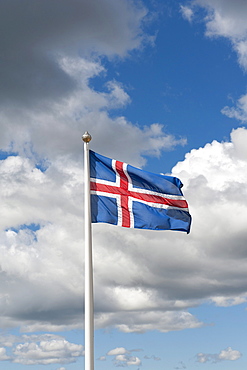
[90,150,191,233]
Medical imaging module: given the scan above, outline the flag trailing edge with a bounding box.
[90,150,191,233]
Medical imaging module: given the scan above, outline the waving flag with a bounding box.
[90,150,191,233]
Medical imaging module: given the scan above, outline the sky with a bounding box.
[1,0,247,369]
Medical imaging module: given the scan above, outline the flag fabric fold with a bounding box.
[90,150,191,233]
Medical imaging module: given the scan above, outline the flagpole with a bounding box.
[82,131,94,370]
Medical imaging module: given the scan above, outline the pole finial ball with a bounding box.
[82,131,92,143]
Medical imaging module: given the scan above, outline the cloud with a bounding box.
[0,0,148,108]
[0,334,83,365]
[2,127,247,334]
[222,95,247,123]
[107,347,128,356]
[180,5,194,22]
[0,0,185,170]
[125,356,141,366]
[0,55,185,167]
[219,347,242,361]
[199,0,247,39]
[197,347,242,363]
[105,311,202,333]
[13,339,83,365]
[107,347,141,367]
[211,295,247,307]
[0,348,10,361]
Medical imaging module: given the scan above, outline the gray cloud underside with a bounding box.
[0,0,146,107]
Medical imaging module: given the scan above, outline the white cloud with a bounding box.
[126,356,141,366]
[212,295,247,307]
[219,347,242,361]
[234,40,247,70]
[193,0,247,39]
[112,311,202,333]
[105,80,131,109]
[0,334,83,365]
[13,338,83,365]
[107,347,128,356]
[222,95,247,123]
[180,5,194,22]
[107,347,141,367]
[197,353,208,363]
[0,347,10,361]
[197,347,242,363]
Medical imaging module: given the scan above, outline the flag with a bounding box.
[90,150,191,233]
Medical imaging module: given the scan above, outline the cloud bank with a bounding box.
[2,127,247,335]
[1,0,247,347]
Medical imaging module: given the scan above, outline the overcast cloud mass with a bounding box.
[1,0,247,368]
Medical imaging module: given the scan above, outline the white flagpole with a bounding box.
[82,131,94,370]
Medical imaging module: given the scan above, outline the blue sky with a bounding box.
[1,0,247,369]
